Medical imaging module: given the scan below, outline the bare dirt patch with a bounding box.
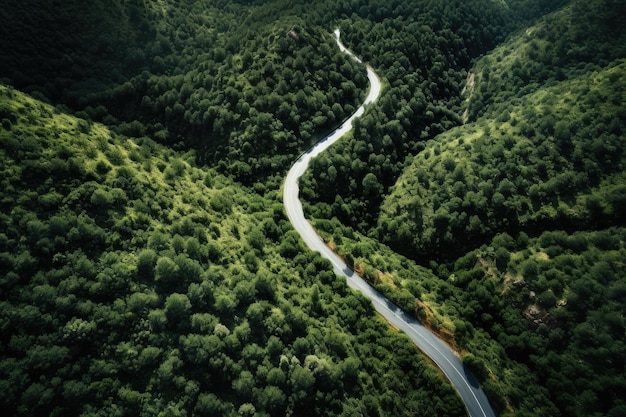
[461,72,476,124]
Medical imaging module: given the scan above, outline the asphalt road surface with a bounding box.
[283,29,497,417]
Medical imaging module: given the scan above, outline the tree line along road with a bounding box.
[282,28,497,417]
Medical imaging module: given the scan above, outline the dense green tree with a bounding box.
[165,293,191,323]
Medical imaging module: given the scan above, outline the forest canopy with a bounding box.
[0,84,465,417]
[1,0,625,416]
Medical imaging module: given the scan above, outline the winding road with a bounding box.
[283,29,497,417]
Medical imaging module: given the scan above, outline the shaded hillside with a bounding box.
[0,0,154,101]
[0,0,368,181]
[0,85,465,417]
[2,1,624,416]
[2,0,558,187]
[466,0,626,121]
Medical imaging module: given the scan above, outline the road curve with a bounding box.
[283,29,496,417]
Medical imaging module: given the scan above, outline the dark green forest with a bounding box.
[1,0,369,183]
[1,0,625,416]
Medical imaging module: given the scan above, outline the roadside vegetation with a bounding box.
[0,85,464,416]
[0,0,368,184]
[306,1,626,416]
[1,0,624,416]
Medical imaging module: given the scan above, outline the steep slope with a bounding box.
[3,1,624,416]
[0,85,466,417]
[378,59,626,260]
[0,0,368,181]
[300,0,519,231]
[378,0,626,262]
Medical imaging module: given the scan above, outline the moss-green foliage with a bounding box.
[445,227,626,417]
[483,229,626,417]
[378,59,626,260]
[0,85,465,417]
[468,0,626,122]
[0,0,571,192]
[304,0,625,240]
[314,213,626,417]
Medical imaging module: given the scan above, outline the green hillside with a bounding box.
[378,59,626,260]
[0,85,465,416]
